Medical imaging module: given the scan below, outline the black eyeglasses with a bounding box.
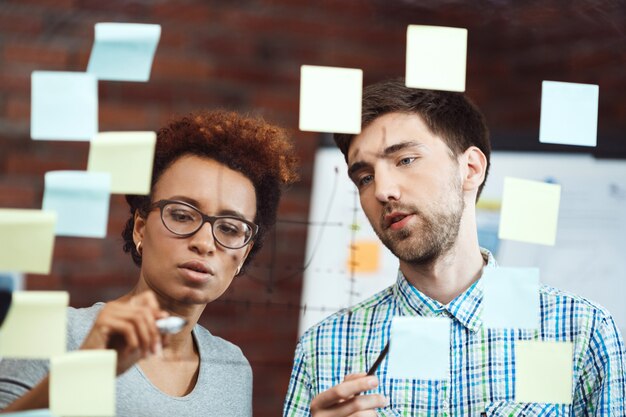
[150,200,258,249]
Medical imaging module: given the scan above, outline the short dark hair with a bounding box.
[334,77,491,199]
[122,110,299,272]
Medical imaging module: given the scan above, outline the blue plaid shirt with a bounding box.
[284,252,626,416]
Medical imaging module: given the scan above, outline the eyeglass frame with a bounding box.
[148,199,259,249]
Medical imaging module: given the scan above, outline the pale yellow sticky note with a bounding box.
[405,25,467,92]
[299,65,362,134]
[0,291,68,358]
[50,350,116,417]
[347,240,380,273]
[87,131,156,195]
[515,340,573,404]
[498,177,561,246]
[0,209,56,274]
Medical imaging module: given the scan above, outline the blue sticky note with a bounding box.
[42,171,111,238]
[482,267,540,329]
[2,410,58,416]
[31,71,98,141]
[539,80,599,147]
[87,23,161,82]
[388,317,451,379]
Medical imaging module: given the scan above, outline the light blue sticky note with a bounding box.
[87,23,161,82]
[539,81,599,147]
[482,267,540,329]
[2,410,58,416]
[388,317,450,380]
[42,171,111,238]
[31,71,98,141]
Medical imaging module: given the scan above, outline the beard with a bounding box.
[373,182,465,266]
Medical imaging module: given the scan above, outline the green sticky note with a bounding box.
[0,209,57,274]
[0,291,68,358]
[87,131,157,195]
[50,350,117,417]
[405,25,468,92]
[515,340,573,404]
[498,177,561,246]
[299,65,363,134]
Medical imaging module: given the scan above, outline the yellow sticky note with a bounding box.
[405,25,468,92]
[515,340,573,404]
[87,131,157,195]
[347,240,380,273]
[0,209,56,274]
[299,65,362,134]
[498,177,561,246]
[50,350,116,417]
[0,291,68,358]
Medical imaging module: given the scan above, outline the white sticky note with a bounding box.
[0,209,57,274]
[482,267,540,329]
[498,177,561,246]
[42,171,111,238]
[388,316,450,380]
[87,23,161,82]
[87,132,157,195]
[0,291,68,358]
[299,65,362,134]
[50,350,116,417]
[539,81,599,147]
[405,25,467,92]
[31,71,98,141]
[515,341,573,404]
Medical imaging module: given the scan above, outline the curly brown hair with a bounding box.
[122,110,299,272]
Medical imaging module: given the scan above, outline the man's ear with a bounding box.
[132,210,147,247]
[461,146,487,193]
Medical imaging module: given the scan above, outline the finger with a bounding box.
[131,306,159,356]
[344,372,368,382]
[102,317,140,352]
[331,394,388,416]
[106,307,155,356]
[311,377,379,409]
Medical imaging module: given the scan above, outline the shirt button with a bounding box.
[441,400,450,410]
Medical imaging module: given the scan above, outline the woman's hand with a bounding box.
[80,291,168,375]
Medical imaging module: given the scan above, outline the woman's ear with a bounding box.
[132,210,147,247]
[236,242,255,276]
[461,146,487,193]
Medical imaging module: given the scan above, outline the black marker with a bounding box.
[367,341,390,376]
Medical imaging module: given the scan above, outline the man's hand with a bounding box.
[310,373,389,417]
[80,291,168,375]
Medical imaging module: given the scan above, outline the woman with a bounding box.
[0,110,298,416]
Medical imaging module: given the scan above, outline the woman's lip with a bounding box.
[178,266,212,284]
[389,214,414,231]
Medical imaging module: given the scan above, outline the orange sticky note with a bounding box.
[347,241,380,273]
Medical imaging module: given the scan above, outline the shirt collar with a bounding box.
[393,248,497,333]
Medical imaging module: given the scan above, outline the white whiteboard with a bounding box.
[299,149,626,337]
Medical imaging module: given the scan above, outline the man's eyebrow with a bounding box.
[347,161,369,179]
[347,141,424,178]
[381,141,424,156]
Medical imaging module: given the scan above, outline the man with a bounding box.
[284,78,625,416]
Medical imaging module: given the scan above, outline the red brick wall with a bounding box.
[1,1,625,415]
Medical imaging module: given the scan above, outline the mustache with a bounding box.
[379,203,419,228]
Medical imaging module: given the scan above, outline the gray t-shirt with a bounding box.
[0,303,252,416]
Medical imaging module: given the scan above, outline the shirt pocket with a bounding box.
[484,401,570,416]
